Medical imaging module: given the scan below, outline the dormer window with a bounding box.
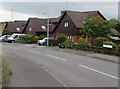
[16,28,21,32]
[64,21,69,28]
[28,27,32,31]
[83,21,86,24]
[41,26,46,30]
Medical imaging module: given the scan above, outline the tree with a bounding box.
[2,29,11,36]
[109,19,119,28]
[114,22,120,33]
[80,17,111,45]
[57,34,66,44]
[109,19,120,33]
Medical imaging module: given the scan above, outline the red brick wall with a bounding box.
[52,34,80,43]
[74,35,80,43]
[94,13,105,20]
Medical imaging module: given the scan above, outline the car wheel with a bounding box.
[38,43,41,46]
[12,41,15,43]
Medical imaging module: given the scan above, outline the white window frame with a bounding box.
[41,26,46,30]
[16,28,21,32]
[28,27,32,31]
[67,35,74,43]
[64,21,69,28]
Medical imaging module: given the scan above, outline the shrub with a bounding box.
[64,39,72,48]
[57,34,66,44]
[94,37,108,47]
[2,29,11,36]
[103,41,117,48]
[39,34,46,40]
[19,34,33,43]
[117,44,120,50]
[33,36,39,43]
[78,38,89,47]
[73,43,79,50]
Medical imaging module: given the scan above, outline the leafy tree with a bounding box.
[109,19,120,33]
[109,19,119,28]
[57,34,66,44]
[2,29,11,36]
[114,22,120,33]
[80,17,111,45]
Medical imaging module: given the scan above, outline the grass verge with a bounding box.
[0,60,12,87]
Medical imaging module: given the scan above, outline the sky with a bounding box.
[0,1,119,22]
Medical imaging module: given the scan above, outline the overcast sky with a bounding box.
[0,1,119,22]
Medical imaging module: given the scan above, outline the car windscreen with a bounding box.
[13,35,18,39]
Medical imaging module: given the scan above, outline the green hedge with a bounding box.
[65,42,119,56]
[19,34,33,43]
[33,36,39,43]
[94,38,108,47]
[103,41,117,48]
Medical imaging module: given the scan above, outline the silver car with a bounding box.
[0,35,10,42]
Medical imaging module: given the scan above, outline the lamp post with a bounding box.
[43,13,49,47]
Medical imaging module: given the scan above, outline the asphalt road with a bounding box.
[1,43,119,87]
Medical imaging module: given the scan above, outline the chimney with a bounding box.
[61,10,66,15]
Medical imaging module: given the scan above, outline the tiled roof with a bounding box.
[5,21,26,33]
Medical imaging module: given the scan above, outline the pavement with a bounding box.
[1,43,119,87]
[50,47,119,64]
[24,43,119,64]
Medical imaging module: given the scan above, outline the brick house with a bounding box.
[109,29,120,44]
[22,18,58,36]
[0,23,6,36]
[4,21,26,34]
[52,10,106,43]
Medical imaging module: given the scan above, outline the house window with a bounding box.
[64,21,69,28]
[28,27,32,31]
[41,26,46,30]
[16,28,21,32]
[67,35,74,42]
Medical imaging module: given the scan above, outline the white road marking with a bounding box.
[47,54,67,61]
[26,50,41,54]
[40,67,69,88]
[78,64,119,80]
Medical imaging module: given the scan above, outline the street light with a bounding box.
[43,13,49,47]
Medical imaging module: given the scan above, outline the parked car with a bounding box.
[37,37,54,46]
[7,33,25,43]
[0,35,10,42]
[59,43,66,48]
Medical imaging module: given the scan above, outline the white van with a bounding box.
[7,33,25,43]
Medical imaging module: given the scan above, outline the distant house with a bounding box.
[22,18,58,36]
[111,29,120,37]
[0,23,6,36]
[52,10,106,43]
[109,29,120,44]
[4,21,26,34]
